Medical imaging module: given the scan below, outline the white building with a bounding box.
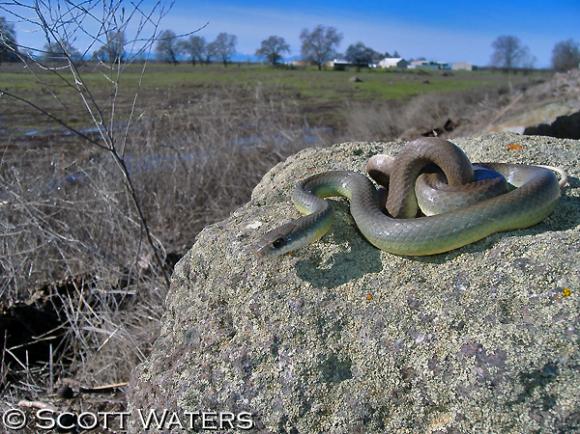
[408,60,452,70]
[378,57,408,69]
[452,62,473,71]
[407,60,429,69]
[325,58,350,68]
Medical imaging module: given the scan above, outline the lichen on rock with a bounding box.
[129,132,579,433]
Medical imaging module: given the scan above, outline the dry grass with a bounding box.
[0,86,329,418]
[342,83,517,141]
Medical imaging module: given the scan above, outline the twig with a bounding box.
[18,399,57,411]
[79,381,128,393]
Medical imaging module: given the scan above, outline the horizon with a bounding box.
[4,0,580,68]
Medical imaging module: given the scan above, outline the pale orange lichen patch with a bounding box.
[562,287,572,297]
[506,143,525,151]
[428,413,453,432]
[366,292,374,301]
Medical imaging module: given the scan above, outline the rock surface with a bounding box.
[129,132,579,433]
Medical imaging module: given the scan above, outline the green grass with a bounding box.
[135,65,545,108]
[125,64,508,102]
[0,62,546,135]
[0,63,515,97]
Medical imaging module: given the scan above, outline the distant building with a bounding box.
[452,62,473,71]
[326,58,371,71]
[378,57,409,69]
[326,59,350,70]
[287,60,308,67]
[436,61,451,70]
[408,60,451,70]
[408,59,429,69]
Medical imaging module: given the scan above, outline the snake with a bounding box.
[254,137,565,257]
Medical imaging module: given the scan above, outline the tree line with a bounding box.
[489,35,580,72]
[1,17,579,72]
[152,25,396,70]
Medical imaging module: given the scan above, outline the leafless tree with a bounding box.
[42,38,82,63]
[0,16,19,63]
[300,25,342,70]
[155,29,179,64]
[490,35,532,71]
[178,35,207,65]
[207,32,237,66]
[345,42,382,65]
[93,30,126,63]
[552,39,580,72]
[256,35,290,65]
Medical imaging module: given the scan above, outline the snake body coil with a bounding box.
[254,138,562,257]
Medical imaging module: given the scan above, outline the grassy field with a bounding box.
[0,62,509,95]
[0,63,544,137]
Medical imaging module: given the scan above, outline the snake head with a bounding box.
[254,220,308,257]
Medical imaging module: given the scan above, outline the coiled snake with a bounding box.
[254,138,566,257]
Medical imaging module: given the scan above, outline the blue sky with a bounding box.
[8,0,580,67]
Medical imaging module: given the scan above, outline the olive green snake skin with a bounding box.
[254,138,566,257]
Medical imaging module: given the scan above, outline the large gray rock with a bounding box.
[129,133,579,433]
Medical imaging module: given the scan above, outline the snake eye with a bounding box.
[272,237,286,249]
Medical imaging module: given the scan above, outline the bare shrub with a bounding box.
[0,81,323,412]
[0,0,266,415]
[0,0,325,414]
